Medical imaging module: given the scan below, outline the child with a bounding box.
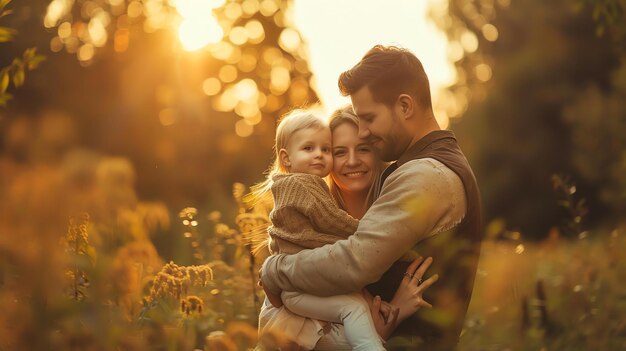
[249,109,386,350]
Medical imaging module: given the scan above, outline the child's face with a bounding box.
[281,127,333,177]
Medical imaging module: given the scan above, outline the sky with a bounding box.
[292,0,455,125]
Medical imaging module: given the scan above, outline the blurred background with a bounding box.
[1,0,625,350]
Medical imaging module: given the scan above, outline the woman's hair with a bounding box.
[245,109,327,207]
[327,105,386,212]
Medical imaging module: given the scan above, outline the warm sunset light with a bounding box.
[293,0,456,128]
[172,0,225,51]
[177,18,223,51]
[7,1,624,349]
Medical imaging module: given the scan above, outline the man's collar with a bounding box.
[396,130,456,167]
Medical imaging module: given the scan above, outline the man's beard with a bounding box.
[371,139,397,162]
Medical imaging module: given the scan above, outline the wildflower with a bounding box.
[180,295,204,316]
[145,262,213,304]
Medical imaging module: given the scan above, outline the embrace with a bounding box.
[249,45,483,351]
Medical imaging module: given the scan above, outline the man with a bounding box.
[260,45,483,350]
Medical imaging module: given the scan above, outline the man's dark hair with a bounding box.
[338,45,432,110]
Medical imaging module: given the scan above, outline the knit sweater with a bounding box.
[268,173,358,255]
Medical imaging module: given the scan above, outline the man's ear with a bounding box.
[397,94,415,119]
[279,148,291,170]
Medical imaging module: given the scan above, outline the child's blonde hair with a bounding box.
[245,109,328,207]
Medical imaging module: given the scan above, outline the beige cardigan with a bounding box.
[268,173,358,255]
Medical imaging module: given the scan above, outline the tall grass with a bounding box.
[1,152,624,350]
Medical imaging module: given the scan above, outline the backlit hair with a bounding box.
[246,109,327,206]
[338,45,432,110]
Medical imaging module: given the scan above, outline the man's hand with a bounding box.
[369,295,399,340]
[258,271,283,308]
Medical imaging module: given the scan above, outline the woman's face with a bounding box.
[331,122,378,195]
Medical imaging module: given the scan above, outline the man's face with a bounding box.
[350,86,408,162]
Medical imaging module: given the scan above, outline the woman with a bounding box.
[257,105,436,350]
[328,105,386,219]
[327,105,433,328]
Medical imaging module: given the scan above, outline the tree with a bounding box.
[440,0,625,237]
[0,0,318,212]
[0,0,44,107]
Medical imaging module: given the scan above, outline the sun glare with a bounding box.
[171,0,225,51]
[293,0,457,128]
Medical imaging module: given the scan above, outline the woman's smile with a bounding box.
[343,170,369,178]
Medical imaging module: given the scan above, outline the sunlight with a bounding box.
[171,0,225,51]
[293,0,456,128]
[178,18,223,51]
[44,0,73,28]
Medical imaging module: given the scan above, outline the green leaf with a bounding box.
[0,9,13,18]
[0,92,12,107]
[12,67,24,87]
[0,0,12,10]
[0,70,8,93]
[23,47,36,60]
[26,55,46,70]
[0,26,16,43]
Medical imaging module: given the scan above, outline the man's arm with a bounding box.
[261,159,466,296]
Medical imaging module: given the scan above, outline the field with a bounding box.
[1,172,624,350]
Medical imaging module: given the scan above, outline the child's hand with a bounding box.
[369,295,399,340]
[390,257,439,322]
[258,271,284,308]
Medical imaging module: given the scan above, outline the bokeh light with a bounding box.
[460,30,478,53]
[278,28,300,53]
[475,63,493,82]
[218,65,238,83]
[178,18,223,51]
[234,119,253,137]
[482,23,499,42]
[203,78,222,96]
[172,0,224,51]
[44,0,72,28]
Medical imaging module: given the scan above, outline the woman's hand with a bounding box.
[390,257,439,322]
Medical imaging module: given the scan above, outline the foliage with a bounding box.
[63,213,96,301]
[551,174,588,238]
[0,0,45,107]
[578,0,626,43]
[0,0,625,350]
[440,0,626,237]
[459,229,626,350]
[0,0,318,215]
